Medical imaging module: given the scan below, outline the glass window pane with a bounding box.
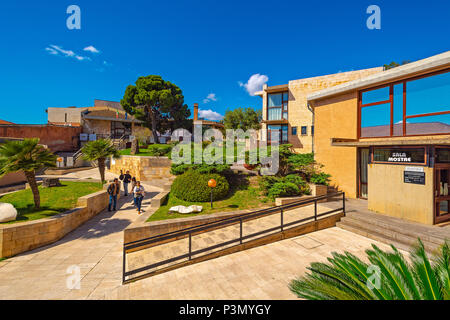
[362,86,390,105]
[268,93,282,107]
[406,71,450,116]
[436,148,450,164]
[361,103,391,137]
[268,108,282,120]
[393,83,404,136]
[406,113,450,135]
[282,112,288,120]
[283,92,289,101]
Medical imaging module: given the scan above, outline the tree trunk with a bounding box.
[148,106,159,144]
[98,158,106,183]
[24,170,40,209]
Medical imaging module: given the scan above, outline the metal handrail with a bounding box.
[123,191,345,283]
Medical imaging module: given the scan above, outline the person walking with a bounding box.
[107,178,120,211]
[122,170,132,196]
[133,181,145,214]
[130,177,137,205]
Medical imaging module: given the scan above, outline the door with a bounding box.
[435,165,450,224]
[359,148,369,199]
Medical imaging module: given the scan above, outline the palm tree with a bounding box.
[81,139,120,183]
[289,239,449,300]
[0,138,57,209]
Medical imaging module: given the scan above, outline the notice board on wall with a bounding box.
[404,171,426,185]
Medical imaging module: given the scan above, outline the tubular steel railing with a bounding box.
[123,191,346,283]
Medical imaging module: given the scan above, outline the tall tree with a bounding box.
[223,107,262,131]
[0,138,57,209]
[81,139,121,183]
[121,75,190,143]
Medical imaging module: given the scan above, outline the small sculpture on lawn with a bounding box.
[0,203,18,223]
[169,205,203,214]
[130,138,140,155]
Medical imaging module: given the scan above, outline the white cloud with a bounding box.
[203,93,217,103]
[198,109,223,121]
[83,45,100,54]
[45,45,91,62]
[239,73,269,96]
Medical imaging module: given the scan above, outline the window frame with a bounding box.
[267,91,289,121]
[301,126,307,136]
[371,146,428,166]
[292,126,297,135]
[358,68,450,139]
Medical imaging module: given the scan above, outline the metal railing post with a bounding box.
[122,247,126,284]
[314,199,317,221]
[189,232,192,260]
[240,218,243,244]
[280,208,284,232]
[343,192,346,216]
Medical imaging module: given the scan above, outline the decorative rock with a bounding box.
[42,177,61,188]
[0,203,18,222]
[130,139,140,155]
[169,205,203,214]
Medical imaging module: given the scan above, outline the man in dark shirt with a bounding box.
[107,178,120,211]
[122,170,132,196]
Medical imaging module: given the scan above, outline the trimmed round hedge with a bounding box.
[171,170,229,202]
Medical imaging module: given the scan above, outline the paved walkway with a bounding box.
[126,200,344,279]
[107,227,405,300]
[0,183,161,300]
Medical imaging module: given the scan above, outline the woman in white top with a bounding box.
[133,181,145,214]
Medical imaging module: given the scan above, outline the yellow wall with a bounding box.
[368,164,434,225]
[313,92,359,198]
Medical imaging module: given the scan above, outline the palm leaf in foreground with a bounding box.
[289,239,450,300]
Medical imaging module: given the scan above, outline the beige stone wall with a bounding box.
[0,190,112,258]
[368,164,434,225]
[83,119,111,135]
[260,67,383,153]
[109,156,173,181]
[313,92,359,198]
[0,171,26,187]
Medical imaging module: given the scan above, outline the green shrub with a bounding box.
[259,176,283,195]
[171,170,229,202]
[310,172,331,186]
[170,163,232,176]
[147,144,172,156]
[268,182,299,199]
[285,174,311,195]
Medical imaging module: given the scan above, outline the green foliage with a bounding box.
[120,75,191,142]
[171,163,231,176]
[171,170,229,202]
[268,182,299,199]
[285,174,311,195]
[289,240,450,300]
[146,144,172,156]
[259,176,283,195]
[223,107,262,131]
[310,172,331,186]
[288,153,314,169]
[384,60,411,70]
[0,138,56,175]
[81,139,120,162]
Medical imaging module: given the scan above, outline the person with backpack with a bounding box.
[130,177,137,205]
[133,181,145,214]
[107,178,120,212]
[122,170,132,196]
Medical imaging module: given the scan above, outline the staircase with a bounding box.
[337,210,450,254]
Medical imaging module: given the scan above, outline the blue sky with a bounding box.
[0,0,449,124]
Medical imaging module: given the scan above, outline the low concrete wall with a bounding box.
[275,184,328,206]
[109,155,173,181]
[0,171,26,188]
[0,190,113,258]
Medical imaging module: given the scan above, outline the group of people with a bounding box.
[107,170,146,214]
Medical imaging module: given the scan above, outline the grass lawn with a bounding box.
[0,181,103,224]
[120,147,155,156]
[147,176,274,222]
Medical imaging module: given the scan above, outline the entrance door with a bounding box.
[359,148,369,199]
[435,165,450,224]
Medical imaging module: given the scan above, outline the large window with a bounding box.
[267,92,288,121]
[359,69,450,138]
[267,125,288,144]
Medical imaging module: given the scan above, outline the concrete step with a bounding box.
[345,211,449,245]
[337,217,442,255]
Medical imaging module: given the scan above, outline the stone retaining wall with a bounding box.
[109,155,173,181]
[0,190,114,258]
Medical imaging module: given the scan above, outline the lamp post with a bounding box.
[208,178,217,209]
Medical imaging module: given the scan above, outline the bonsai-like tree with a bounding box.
[0,138,57,209]
[289,239,450,300]
[121,75,190,143]
[81,139,120,183]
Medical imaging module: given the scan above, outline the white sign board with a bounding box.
[404,166,424,173]
[66,157,74,167]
